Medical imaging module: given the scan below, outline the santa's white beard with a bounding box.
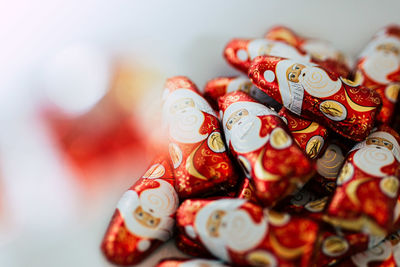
[168,108,208,143]
[117,180,178,241]
[230,116,269,153]
[363,51,399,84]
[353,145,395,177]
[140,179,179,217]
[219,209,267,252]
[299,66,342,98]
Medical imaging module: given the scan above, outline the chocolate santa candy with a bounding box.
[279,107,329,159]
[176,198,319,267]
[203,76,281,111]
[354,25,400,124]
[325,126,400,236]
[219,91,314,207]
[101,155,179,265]
[163,76,237,198]
[248,56,382,141]
[224,38,311,73]
[265,25,352,78]
[156,258,230,267]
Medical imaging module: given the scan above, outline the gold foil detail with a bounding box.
[254,147,280,181]
[207,132,226,153]
[380,176,399,198]
[344,87,376,112]
[322,236,349,257]
[269,233,305,259]
[186,143,208,180]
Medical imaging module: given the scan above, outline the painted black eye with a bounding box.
[210,226,216,233]
[289,73,296,80]
[384,141,390,146]
[149,219,154,225]
[295,65,300,70]
[238,111,242,116]
[372,139,378,143]
[138,212,143,217]
[214,213,220,219]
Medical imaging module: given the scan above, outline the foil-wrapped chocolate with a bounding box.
[224,38,311,73]
[248,56,382,141]
[354,25,400,124]
[265,25,352,78]
[219,91,314,207]
[101,155,179,265]
[163,76,238,198]
[176,198,319,267]
[325,125,400,236]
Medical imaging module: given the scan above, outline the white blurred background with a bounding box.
[0,0,399,266]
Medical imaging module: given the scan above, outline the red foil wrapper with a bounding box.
[156,258,230,267]
[236,177,260,204]
[314,229,384,267]
[354,25,400,124]
[203,76,282,112]
[219,91,314,207]
[279,107,329,159]
[325,125,400,236]
[224,38,311,73]
[338,231,400,267]
[248,56,382,141]
[163,76,237,198]
[101,155,179,265]
[265,25,352,78]
[176,198,319,267]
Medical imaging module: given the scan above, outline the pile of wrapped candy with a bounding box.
[101,25,400,266]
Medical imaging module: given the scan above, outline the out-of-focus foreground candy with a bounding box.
[248,56,382,141]
[101,155,178,265]
[176,198,319,267]
[325,125,400,236]
[162,76,237,198]
[355,24,400,124]
[219,91,314,207]
[265,25,352,78]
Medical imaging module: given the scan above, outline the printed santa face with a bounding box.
[219,91,314,207]
[355,25,400,124]
[249,56,381,141]
[325,126,400,237]
[224,38,311,73]
[163,76,237,198]
[156,258,230,267]
[176,198,319,267]
[101,155,179,265]
[265,25,352,77]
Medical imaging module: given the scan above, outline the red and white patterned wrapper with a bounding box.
[354,25,400,124]
[162,76,238,198]
[236,177,260,204]
[337,231,400,267]
[224,38,311,74]
[156,258,230,267]
[101,154,179,265]
[203,76,281,111]
[176,198,319,267]
[314,229,384,267]
[325,125,400,236]
[278,107,329,159]
[248,56,382,141]
[265,25,352,78]
[219,91,314,207]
